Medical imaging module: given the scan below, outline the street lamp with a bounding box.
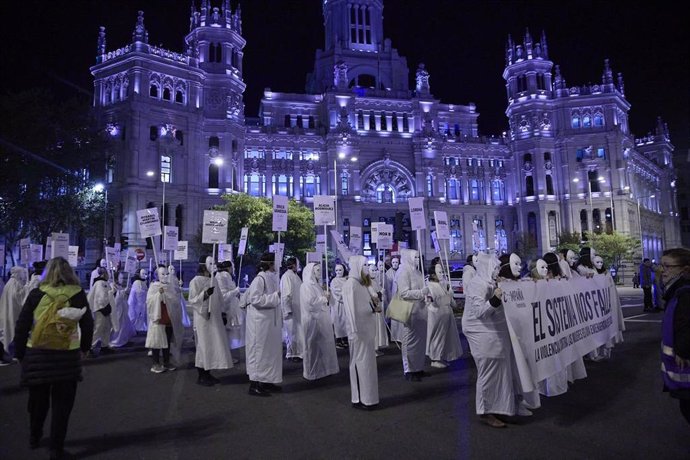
[573,174,606,239]
[93,182,107,247]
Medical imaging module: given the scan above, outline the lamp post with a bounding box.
[573,174,606,240]
[94,183,107,247]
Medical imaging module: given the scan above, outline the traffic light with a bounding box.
[121,235,128,250]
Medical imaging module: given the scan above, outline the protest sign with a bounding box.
[371,222,380,245]
[377,224,393,250]
[270,242,284,266]
[408,197,426,230]
[174,241,188,261]
[218,243,233,262]
[306,252,322,264]
[51,232,70,260]
[238,227,249,255]
[201,210,229,244]
[272,195,288,232]
[136,207,162,238]
[163,226,179,251]
[313,195,336,226]
[349,226,362,251]
[315,234,326,255]
[433,211,450,240]
[30,244,43,264]
[20,238,31,264]
[124,249,138,273]
[68,246,79,267]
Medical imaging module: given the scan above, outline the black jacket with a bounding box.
[14,287,94,386]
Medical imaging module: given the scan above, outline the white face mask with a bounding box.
[139,269,147,279]
[313,264,321,281]
[335,265,344,278]
[391,259,399,270]
[168,265,176,276]
[536,259,548,278]
[413,254,420,271]
[368,263,378,274]
[472,255,478,266]
[567,250,578,266]
[593,256,604,270]
[377,261,385,272]
[99,259,107,268]
[509,253,522,277]
[205,257,216,275]
[157,268,169,284]
[434,263,445,280]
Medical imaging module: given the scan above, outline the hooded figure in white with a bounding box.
[368,262,389,352]
[342,255,379,408]
[387,257,404,343]
[216,261,243,351]
[395,249,430,380]
[462,252,519,421]
[110,271,136,348]
[0,266,28,352]
[88,268,118,350]
[145,267,184,369]
[168,265,191,328]
[462,255,478,291]
[300,262,339,380]
[189,257,235,377]
[281,258,304,360]
[426,259,463,367]
[128,269,148,332]
[90,258,107,289]
[329,264,349,345]
[245,253,283,393]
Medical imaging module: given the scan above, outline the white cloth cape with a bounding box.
[329,276,348,338]
[0,276,27,346]
[128,279,148,332]
[281,269,304,358]
[426,280,463,362]
[188,275,234,370]
[395,249,428,374]
[245,271,282,383]
[145,281,184,364]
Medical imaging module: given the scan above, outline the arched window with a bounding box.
[447,178,460,201]
[209,164,219,188]
[376,184,395,203]
[245,174,263,196]
[149,83,158,98]
[517,75,527,92]
[492,179,505,202]
[273,174,292,196]
[175,89,184,104]
[594,113,604,127]
[300,175,319,197]
[525,176,534,196]
[523,153,532,164]
[605,207,613,234]
[580,209,589,232]
[571,115,580,128]
[470,179,483,202]
[209,136,219,148]
[583,115,592,128]
[162,87,171,101]
[174,130,183,146]
[593,209,602,234]
[545,175,554,195]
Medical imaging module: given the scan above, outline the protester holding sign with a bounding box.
[245,252,283,397]
[659,248,690,425]
[395,249,430,382]
[329,264,349,350]
[426,257,463,368]
[342,255,379,410]
[216,261,242,354]
[368,262,389,356]
[386,256,404,344]
[90,259,107,289]
[300,262,339,381]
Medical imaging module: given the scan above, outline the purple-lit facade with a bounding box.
[91,0,680,267]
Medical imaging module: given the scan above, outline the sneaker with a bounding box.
[431,361,448,368]
[163,363,176,371]
[517,404,533,417]
[375,350,384,357]
[0,359,13,367]
[150,364,165,373]
[480,414,507,428]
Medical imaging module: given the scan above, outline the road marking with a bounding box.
[621,304,643,309]
[625,319,662,323]
[624,313,652,320]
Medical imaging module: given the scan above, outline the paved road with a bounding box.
[1,287,687,459]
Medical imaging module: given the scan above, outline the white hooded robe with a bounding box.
[426,279,463,362]
[395,249,428,374]
[145,280,184,364]
[0,268,27,348]
[281,269,304,359]
[128,278,148,332]
[245,270,282,383]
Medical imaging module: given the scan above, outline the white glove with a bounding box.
[421,286,430,296]
[493,287,503,299]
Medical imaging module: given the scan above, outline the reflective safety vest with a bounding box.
[27,285,83,351]
[661,288,690,390]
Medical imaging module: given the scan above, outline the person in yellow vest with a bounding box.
[13,256,94,460]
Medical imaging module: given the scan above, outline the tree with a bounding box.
[0,89,108,265]
[557,231,583,255]
[193,194,316,267]
[586,231,640,269]
[514,231,539,261]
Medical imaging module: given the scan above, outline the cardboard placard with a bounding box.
[313,195,336,226]
[408,197,426,230]
[201,210,229,244]
[163,226,179,251]
[272,195,288,232]
[136,207,162,238]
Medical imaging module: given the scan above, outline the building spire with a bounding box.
[97,26,106,57]
[506,34,514,66]
[602,58,614,86]
[541,30,548,59]
[132,11,149,44]
[524,28,533,58]
[415,63,431,96]
[617,72,625,96]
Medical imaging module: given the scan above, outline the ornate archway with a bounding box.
[360,158,415,203]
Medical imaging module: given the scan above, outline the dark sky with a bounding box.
[3,1,687,152]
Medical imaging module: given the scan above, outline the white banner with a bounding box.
[433,211,450,240]
[500,275,624,390]
[270,242,284,267]
[218,243,233,262]
[349,226,362,251]
[68,246,79,267]
[30,244,43,264]
[272,195,288,232]
[329,229,353,262]
[371,222,380,245]
[313,195,336,226]
[408,197,426,230]
[20,238,31,264]
[136,207,162,238]
[315,234,326,256]
[163,226,179,251]
[238,227,249,256]
[201,210,229,244]
[124,248,138,274]
[377,223,393,250]
[174,241,188,261]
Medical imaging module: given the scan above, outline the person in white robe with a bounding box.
[329,264,349,349]
[245,252,282,396]
[0,266,28,358]
[386,256,404,343]
[216,261,242,360]
[463,253,533,428]
[110,271,136,348]
[300,262,339,380]
[426,257,463,368]
[281,257,304,361]
[128,269,148,332]
[168,265,191,328]
[89,259,107,289]
[395,249,430,381]
[188,256,235,386]
[146,266,183,372]
[342,255,379,409]
[462,255,477,293]
[87,268,118,354]
[368,262,389,355]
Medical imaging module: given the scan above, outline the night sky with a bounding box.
[3,0,687,152]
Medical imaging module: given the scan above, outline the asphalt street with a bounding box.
[1,287,688,460]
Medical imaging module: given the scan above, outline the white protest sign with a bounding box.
[371,222,380,245]
[349,226,362,251]
[124,248,138,274]
[433,211,450,240]
[377,224,393,250]
[329,229,353,261]
[315,234,326,255]
[68,246,79,267]
[105,246,118,271]
[500,275,623,390]
[238,227,249,256]
[313,195,336,226]
[408,197,426,230]
[163,226,179,251]
[30,244,43,264]
[431,231,441,253]
[272,195,288,232]
[50,233,70,260]
[136,207,162,238]
[306,252,322,264]
[20,238,31,264]
[270,242,284,267]
[202,210,229,244]
[174,241,189,261]
[218,243,233,262]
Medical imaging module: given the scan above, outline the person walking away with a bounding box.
[342,255,379,410]
[128,269,148,332]
[300,262,339,380]
[639,258,654,312]
[13,257,94,460]
[659,248,690,425]
[281,257,303,362]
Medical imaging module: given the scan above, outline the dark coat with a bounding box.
[14,287,94,387]
[662,277,690,400]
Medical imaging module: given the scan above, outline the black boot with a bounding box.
[196,367,214,387]
[248,380,271,397]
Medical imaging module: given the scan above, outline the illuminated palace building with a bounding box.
[91,0,680,264]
